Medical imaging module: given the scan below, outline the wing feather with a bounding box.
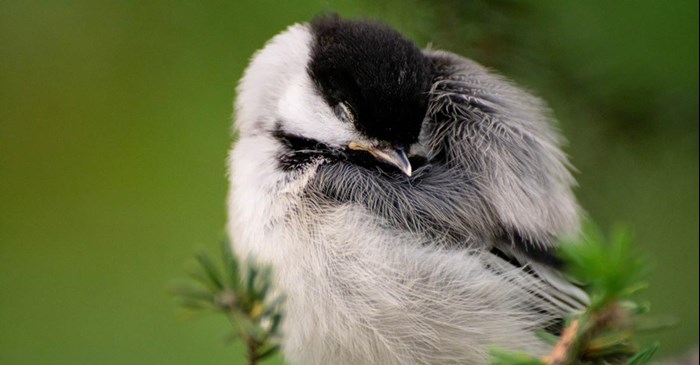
[424,50,581,249]
[425,50,588,316]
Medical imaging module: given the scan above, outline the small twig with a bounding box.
[246,337,259,365]
[543,320,580,365]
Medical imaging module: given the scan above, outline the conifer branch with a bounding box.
[172,241,284,365]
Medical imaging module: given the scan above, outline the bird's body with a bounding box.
[228,17,586,365]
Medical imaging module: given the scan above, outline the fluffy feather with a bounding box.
[228,18,586,365]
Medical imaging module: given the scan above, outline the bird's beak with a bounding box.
[348,141,412,176]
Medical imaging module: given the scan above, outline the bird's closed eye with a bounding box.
[333,102,354,124]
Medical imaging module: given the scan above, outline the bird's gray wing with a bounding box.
[422,50,580,248]
[422,50,590,314]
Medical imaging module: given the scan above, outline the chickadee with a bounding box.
[227,16,587,365]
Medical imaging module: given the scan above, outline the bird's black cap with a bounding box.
[308,16,433,147]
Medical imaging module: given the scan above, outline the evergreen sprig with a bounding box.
[490,224,660,365]
[172,241,284,365]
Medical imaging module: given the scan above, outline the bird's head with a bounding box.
[234,16,433,176]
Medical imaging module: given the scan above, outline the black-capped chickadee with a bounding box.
[227,16,587,365]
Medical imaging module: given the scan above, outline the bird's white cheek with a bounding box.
[277,74,357,145]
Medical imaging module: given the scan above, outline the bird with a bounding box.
[227,15,588,365]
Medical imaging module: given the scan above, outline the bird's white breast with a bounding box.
[227,144,554,364]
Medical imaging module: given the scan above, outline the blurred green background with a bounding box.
[1,1,697,364]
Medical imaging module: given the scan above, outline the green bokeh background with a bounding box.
[1,1,697,364]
